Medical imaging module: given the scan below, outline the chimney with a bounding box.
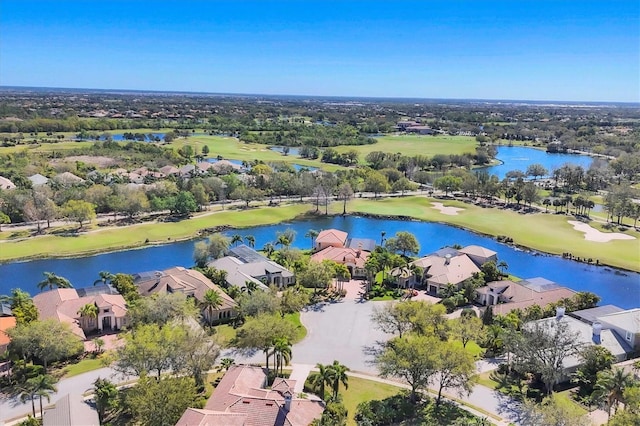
[592,321,602,344]
[283,391,292,412]
[555,306,565,320]
[445,254,452,265]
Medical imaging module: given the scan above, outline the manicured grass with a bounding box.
[338,196,640,272]
[555,390,588,416]
[62,355,108,378]
[214,323,238,347]
[341,375,404,425]
[334,134,477,158]
[474,371,499,390]
[450,340,484,359]
[0,203,312,262]
[284,311,307,342]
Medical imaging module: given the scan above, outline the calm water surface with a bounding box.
[1,217,638,308]
[486,146,593,180]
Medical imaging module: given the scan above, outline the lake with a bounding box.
[1,216,638,308]
[485,146,594,180]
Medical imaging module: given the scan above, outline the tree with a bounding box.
[62,199,96,229]
[125,375,197,426]
[337,182,354,214]
[200,289,224,325]
[593,367,635,418]
[391,177,416,196]
[237,289,279,318]
[279,287,310,317]
[375,335,439,403]
[276,228,296,248]
[305,229,319,249]
[234,313,298,377]
[37,271,72,291]
[453,315,483,348]
[384,231,420,256]
[77,303,98,332]
[526,163,548,180]
[0,211,10,231]
[431,341,476,407]
[296,261,334,293]
[230,233,243,247]
[93,378,118,424]
[572,345,615,398]
[328,360,349,401]
[434,175,462,195]
[171,191,198,215]
[19,374,57,419]
[371,301,419,338]
[311,362,334,401]
[509,319,581,393]
[110,273,139,303]
[128,292,199,327]
[364,171,389,198]
[0,289,38,325]
[273,337,292,375]
[8,319,83,370]
[519,393,589,426]
[207,233,230,260]
[244,234,256,248]
[93,270,114,286]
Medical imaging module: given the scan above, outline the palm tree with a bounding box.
[328,360,349,401]
[272,337,292,375]
[231,234,243,247]
[276,234,290,249]
[311,363,334,401]
[37,272,72,291]
[263,243,275,258]
[244,235,256,248]
[594,367,634,418]
[93,271,114,286]
[77,303,98,332]
[243,281,258,295]
[217,357,235,372]
[200,289,223,325]
[305,229,319,250]
[497,261,509,277]
[0,288,31,307]
[20,374,57,418]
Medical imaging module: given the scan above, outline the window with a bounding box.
[626,331,633,342]
[104,309,110,313]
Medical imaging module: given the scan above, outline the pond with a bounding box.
[1,216,638,308]
[486,146,594,180]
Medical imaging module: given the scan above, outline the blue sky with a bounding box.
[1,0,638,102]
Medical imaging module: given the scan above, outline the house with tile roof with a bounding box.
[597,308,640,350]
[0,304,16,354]
[43,393,99,426]
[314,229,348,251]
[458,245,498,267]
[475,279,576,315]
[412,251,481,295]
[176,364,324,426]
[311,246,370,278]
[134,266,237,323]
[32,288,128,340]
[52,172,85,185]
[0,176,16,190]
[27,173,49,186]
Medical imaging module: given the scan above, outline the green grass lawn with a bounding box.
[450,340,484,359]
[340,375,404,425]
[61,355,109,378]
[339,196,640,272]
[0,203,312,262]
[334,134,477,158]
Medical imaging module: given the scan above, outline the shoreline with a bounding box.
[1,207,638,275]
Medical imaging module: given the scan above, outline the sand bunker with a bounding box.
[431,202,465,216]
[567,220,636,243]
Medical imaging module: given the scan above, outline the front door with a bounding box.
[102,316,112,330]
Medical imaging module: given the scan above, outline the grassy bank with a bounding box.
[0,203,312,262]
[335,134,477,157]
[339,196,639,272]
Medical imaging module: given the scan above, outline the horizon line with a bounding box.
[0,85,638,107]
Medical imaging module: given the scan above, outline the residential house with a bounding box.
[209,245,295,290]
[314,228,348,251]
[133,266,237,322]
[346,237,377,252]
[458,245,498,267]
[526,309,632,378]
[412,251,481,295]
[179,164,196,178]
[0,176,16,190]
[53,172,85,186]
[43,393,100,426]
[33,288,128,340]
[159,165,180,176]
[475,278,576,315]
[176,365,324,426]
[310,246,370,278]
[406,125,434,135]
[27,173,49,186]
[0,304,16,354]
[597,308,640,350]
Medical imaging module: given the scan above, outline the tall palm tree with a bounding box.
[37,272,72,291]
[305,229,319,250]
[263,243,275,258]
[311,363,334,401]
[200,289,223,325]
[272,337,292,375]
[328,360,349,401]
[497,261,509,277]
[244,235,256,248]
[93,271,114,286]
[77,303,98,332]
[20,374,57,418]
[217,357,235,372]
[276,234,290,249]
[0,288,31,307]
[231,234,243,247]
[243,281,258,295]
[594,367,634,418]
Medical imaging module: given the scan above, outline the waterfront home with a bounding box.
[475,278,576,315]
[33,288,128,339]
[311,246,370,278]
[594,308,640,350]
[314,228,348,251]
[458,245,498,267]
[209,245,295,290]
[412,250,481,295]
[0,176,16,190]
[177,364,324,426]
[133,266,237,322]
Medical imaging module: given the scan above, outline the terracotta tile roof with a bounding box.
[134,266,237,309]
[197,365,324,426]
[310,246,370,269]
[0,316,17,347]
[315,229,348,246]
[33,288,128,339]
[486,280,576,315]
[176,408,247,426]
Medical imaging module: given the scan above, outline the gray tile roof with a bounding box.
[43,393,99,426]
[570,305,625,325]
[229,244,270,263]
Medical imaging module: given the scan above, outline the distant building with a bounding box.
[0,176,16,190]
[53,172,85,186]
[177,365,324,426]
[27,173,49,186]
